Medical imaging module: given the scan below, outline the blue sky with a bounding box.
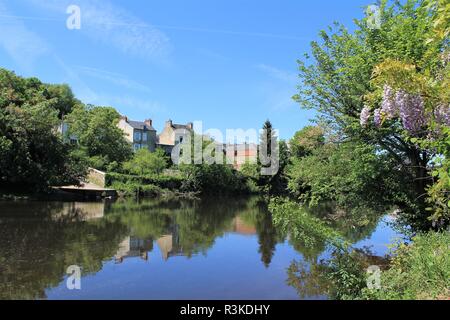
[0,0,372,141]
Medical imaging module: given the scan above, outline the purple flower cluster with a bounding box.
[374,109,381,127]
[360,85,447,135]
[381,85,398,119]
[360,106,371,127]
[397,91,426,135]
[434,104,450,126]
[379,85,426,135]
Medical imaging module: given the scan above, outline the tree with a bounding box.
[290,126,325,158]
[66,105,132,169]
[0,68,84,190]
[287,141,405,216]
[123,148,168,175]
[293,0,449,228]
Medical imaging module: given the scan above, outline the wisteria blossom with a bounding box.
[434,104,450,126]
[381,85,398,119]
[374,109,382,127]
[397,91,426,135]
[360,106,371,126]
[365,85,430,135]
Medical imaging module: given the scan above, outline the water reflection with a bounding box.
[0,197,398,300]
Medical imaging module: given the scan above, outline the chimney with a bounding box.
[166,119,173,127]
[120,115,128,122]
[187,122,193,130]
[144,119,152,127]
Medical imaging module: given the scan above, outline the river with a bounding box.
[0,197,403,300]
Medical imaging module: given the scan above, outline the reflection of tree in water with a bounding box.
[287,247,390,299]
[0,201,128,300]
[271,200,388,299]
[239,198,286,268]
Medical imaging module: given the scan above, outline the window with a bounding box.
[179,137,183,143]
[142,132,148,142]
[133,143,141,151]
[134,131,142,141]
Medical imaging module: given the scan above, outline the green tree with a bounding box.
[0,68,84,190]
[293,0,449,228]
[290,126,325,158]
[66,105,132,170]
[123,148,168,175]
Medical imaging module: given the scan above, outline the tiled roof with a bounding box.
[172,124,192,130]
[127,120,155,131]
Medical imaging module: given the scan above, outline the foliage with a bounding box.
[289,126,325,158]
[361,231,450,300]
[123,148,168,175]
[179,164,250,195]
[240,121,290,195]
[106,172,183,190]
[0,68,85,190]
[293,0,449,230]
[287,231,450,300]
[426,126,450,227]
[269,198,346,249]
[240,161,262,193]
[287,141,405,215]
[66,104,132,170]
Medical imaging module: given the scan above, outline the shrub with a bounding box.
[361,232,450,300]
[122,148,168,175]
[106,172,183,191]
[179,164,250,195]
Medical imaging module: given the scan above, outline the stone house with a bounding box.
[157,119,194,154]
[118,116,157,152]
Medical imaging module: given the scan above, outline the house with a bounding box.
[155,225,185,261]
[118,116,157,152]
[157,119,194,154]
[114,236,153,263]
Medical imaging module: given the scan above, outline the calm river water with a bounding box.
[0,197,402,300]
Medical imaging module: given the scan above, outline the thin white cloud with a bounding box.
[255,64,299,112]
[84,93,166,115]
[75,66,152,93]
[256,64,297,84]
[0,1,48,70]
[26,0,172,63]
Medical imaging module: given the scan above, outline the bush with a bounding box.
[109,181,166,197]
[123,148,168,175]
[106,172,183,191]
[319,231,450,300]
[361,232,450,300]
[179,164,250,195]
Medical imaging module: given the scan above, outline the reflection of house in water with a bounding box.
[156,225,185,261]
[54,202,106,221]
[231,216,257,235]
[114,236,153,263]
